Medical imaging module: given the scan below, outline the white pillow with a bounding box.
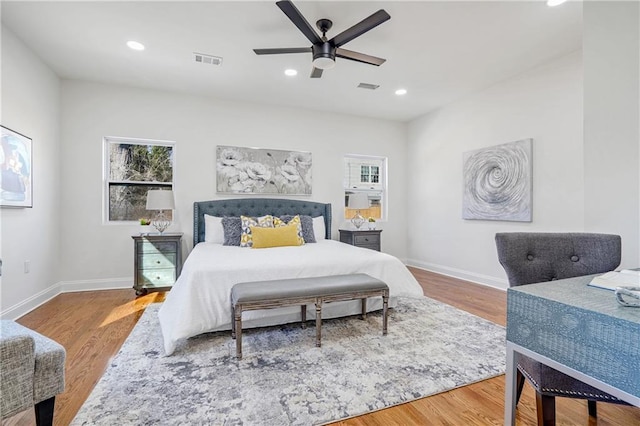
[313,216,326,241]
[204,214,224,244]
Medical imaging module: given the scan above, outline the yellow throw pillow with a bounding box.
[240,215,274,248]
[250,222,302,249]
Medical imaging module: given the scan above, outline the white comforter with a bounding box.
[158,240,423,355]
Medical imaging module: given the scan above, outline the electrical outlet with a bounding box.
[24,260,30,274]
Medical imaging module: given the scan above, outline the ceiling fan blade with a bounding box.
[310,67,323,78]
[276,0,323,45]
[253,47,311,55]
[330,9,390,48]
[335,48,386,66]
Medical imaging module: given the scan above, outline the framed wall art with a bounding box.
[1,126,32,208]
[216,145,312,195]
[462,138,532,222]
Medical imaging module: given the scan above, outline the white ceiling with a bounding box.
[1,1,582,122]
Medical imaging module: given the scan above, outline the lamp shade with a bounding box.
[347,193,369,210]
[146,190,175,210]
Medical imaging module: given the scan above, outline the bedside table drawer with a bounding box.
[138,253,176,269]
[339,229,382,252]
[137,269,176,286]
[136,241,178,255]
[354,234,380,245]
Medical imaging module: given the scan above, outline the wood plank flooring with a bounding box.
[7,268,640,425]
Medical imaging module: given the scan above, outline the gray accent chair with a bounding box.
[0,320,66,426]
[495,232,627,426]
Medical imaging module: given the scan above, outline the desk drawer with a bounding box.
[137,269,176,286]
[138,253,176,269]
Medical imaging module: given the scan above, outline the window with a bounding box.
[104,137,175,222]
[343,155,387,221]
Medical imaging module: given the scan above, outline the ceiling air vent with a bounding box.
[194,53,223,66]
[357,83,380,90]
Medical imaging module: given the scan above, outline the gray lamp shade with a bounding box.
[146,190,175,210]
[347,193,369,210]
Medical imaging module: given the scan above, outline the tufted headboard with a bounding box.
[193,198,332,246]
[495,232,621,286]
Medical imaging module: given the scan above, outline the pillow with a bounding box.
[277,215,314,243]
[221,217,242,246]
[274,215,305,245]
[204,214,224,244]
[240,215,274,248]
[313,216,326,241]
[250,222,303,249]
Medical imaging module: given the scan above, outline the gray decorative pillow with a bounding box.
[221,217,242,246]
[279,215,316,243]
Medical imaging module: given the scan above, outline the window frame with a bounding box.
[343,154,388,221]
[102,136,176,225]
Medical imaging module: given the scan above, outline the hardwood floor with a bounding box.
[7,268,640,425]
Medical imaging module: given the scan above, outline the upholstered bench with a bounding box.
[230,273,389,359]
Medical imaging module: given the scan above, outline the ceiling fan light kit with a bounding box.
[254,0,390,78]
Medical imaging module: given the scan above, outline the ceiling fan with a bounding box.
[253,0,391,78]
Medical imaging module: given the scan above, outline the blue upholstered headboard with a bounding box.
[193,198,332,245]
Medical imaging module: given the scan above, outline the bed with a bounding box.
[158,198,423,355]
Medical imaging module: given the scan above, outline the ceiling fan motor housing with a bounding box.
[313,43,336,61]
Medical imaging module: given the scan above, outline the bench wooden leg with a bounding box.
[235,305,243,359]
[301,305,307,329]
[315,299,322,347]
[361,297,367,319]
[231,301,236,339]
[382,291,389,336]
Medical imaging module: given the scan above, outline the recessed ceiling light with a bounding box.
[395,89,407,96]
[547,0,568,6]
[127,40,145,51]
[284,69,298,76]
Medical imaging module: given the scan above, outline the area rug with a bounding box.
[72,296,505,425]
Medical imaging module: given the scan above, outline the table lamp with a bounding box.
[348,193,369,229]
[146,189,175,234]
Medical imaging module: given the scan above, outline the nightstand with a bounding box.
[132,233,183,296]
[339,229,382,251]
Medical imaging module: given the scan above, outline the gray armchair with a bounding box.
[0,320,66,426]
[495,232,628,426]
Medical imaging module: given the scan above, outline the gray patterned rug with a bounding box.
[72,296,505,425]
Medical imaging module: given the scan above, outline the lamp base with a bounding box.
[351,211,365,229]
[152,210,171,234]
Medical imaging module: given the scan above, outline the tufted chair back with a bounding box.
[495,232,621,286]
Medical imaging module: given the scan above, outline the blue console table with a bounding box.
[505,274,640,424]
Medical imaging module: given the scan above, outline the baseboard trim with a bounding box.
[1,278,133,320]
[405,259,508,291]
[1,282,61,321]
[60,277,132,293]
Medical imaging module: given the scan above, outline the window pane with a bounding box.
[360,165,370,182]
[371,166,379,183]
[108,184,173,221]
[109,143,173,183]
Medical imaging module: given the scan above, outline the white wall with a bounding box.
[583,1,639,268]
[58,80,408,285]
[0,26,61,317]
[406,52,584,289]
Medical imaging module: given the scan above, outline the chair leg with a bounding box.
[588,400,597,418]
[535,392,556,426]
[35,396,55,426]
[516,370,526,405]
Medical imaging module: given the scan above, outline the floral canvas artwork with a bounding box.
[216,146,312,195]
